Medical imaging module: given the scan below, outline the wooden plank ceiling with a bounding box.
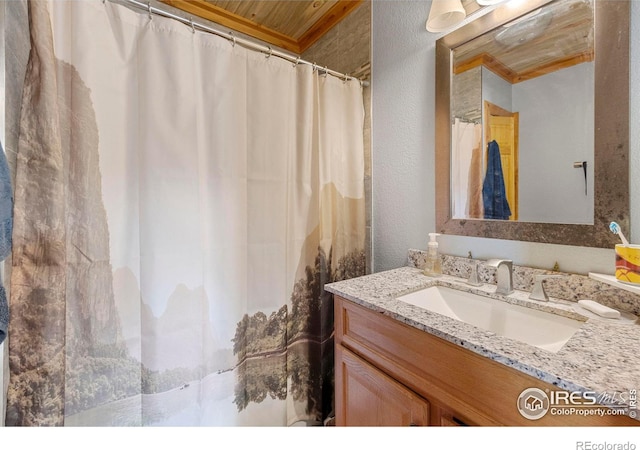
[453,0,594,84]
[159,0,592,82]
[160,0,363,54]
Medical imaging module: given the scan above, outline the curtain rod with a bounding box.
[111,0,370,87]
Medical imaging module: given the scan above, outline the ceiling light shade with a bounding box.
[426,0,466,32]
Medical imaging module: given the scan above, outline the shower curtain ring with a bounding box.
[189,17,195,33]
[312,63,318,72]
[322,66,328,77]
[293,57,300,68]
[229,32,236,47]
[265,46,273,59]
[343,73,349,83]
[147,2,152,20]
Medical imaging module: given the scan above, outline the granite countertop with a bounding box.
[325,265,640,418]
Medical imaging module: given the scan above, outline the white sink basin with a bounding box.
[397,286,585,353]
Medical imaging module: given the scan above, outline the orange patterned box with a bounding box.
[615,244,640,285]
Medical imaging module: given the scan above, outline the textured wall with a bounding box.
[452,67,481,122]
[371,0,433,272]
[302,1,370,77]
[372,0,640,275]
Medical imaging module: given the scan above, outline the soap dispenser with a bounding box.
[424,233,442,277]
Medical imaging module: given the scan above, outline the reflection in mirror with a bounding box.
[435,0,629,248]
[450,0,594,224]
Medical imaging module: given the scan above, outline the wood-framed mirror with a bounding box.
[435,0,629,248]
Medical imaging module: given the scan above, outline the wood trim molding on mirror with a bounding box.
[435,0,629,248]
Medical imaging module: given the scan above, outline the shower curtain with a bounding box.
[451,118,482,219]
[6,0,365,426]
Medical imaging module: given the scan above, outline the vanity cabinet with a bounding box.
[334,295,637,426]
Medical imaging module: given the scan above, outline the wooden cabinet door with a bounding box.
[335,345,430,426]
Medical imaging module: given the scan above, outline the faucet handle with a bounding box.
[529,274,564,302]
[466,260,483,286]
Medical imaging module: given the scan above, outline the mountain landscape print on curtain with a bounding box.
[7,32,232,424]
[9,0,365,427]
[9,52,365,426]
[229,180,366,424]
[232,245,365,423]
[6,45,137,425]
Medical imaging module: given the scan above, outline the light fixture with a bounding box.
[495,8,551,47]
[426,0,466,33]
[476,0,508,5]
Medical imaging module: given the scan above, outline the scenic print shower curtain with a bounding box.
[6,0,365,426]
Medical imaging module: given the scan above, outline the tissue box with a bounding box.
[615,244,640,284]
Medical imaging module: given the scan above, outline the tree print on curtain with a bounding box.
[6,0,365,427]
[232,247,365,422]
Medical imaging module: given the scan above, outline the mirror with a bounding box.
[435,0,629,248]
[451,0,594,224]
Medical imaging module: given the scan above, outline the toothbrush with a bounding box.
[609,221,629,246]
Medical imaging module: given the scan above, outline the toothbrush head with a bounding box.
[609,221,630,246]
[609,221,620,233]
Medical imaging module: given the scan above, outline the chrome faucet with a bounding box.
[486,259,514,295]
